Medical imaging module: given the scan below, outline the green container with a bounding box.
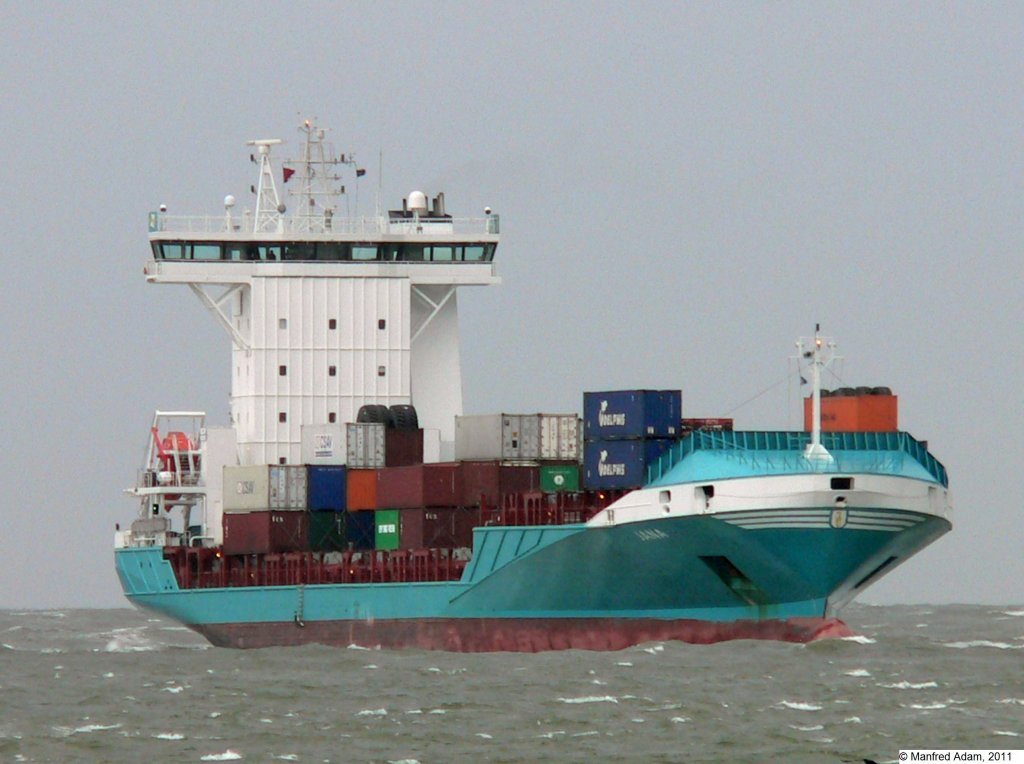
[375,509,400,551]
[308,511,347,552]
[540,464,580,492]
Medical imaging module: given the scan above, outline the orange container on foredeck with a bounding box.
[346,468,379,510]
[804,391,898,432]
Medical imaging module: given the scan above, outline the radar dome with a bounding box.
[408,190,428,214]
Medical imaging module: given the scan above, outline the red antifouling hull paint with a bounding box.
[192,617,854,651]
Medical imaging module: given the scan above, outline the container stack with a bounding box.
[582,390,682,490]
[804,387,897,432]
[306,465,347,552]
[222,465,310,555]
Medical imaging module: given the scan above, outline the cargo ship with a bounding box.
[115,122,952,650]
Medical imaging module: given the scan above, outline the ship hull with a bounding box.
[118,504,950,650]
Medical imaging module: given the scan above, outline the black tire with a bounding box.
[357,404,394,427]
[871,386,893,396]
[389,404,419,430]
[855,386,872,397]
[835,387,856,397]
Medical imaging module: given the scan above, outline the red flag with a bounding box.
[283,167,295,183]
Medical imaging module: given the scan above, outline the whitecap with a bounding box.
[161,686,185,694]
[994,731,1021,737]
[364,664,379,670]
[1002,610,1024,617]
[843,717,862,724]
[200,752,242,761]
[475,733,493,739]
[591,679,607,685]
[788,724,824,731]
[427,667,441,673]
[844,669,871,677]
[428,709,446,715]
[355,708,387,717]
[557,696,618,704]
[777,701,823,711]
[154,732,185,740]
[631,718,646,723]
[945,640,1021,650]
[74,723,122,733]
[405,709,423,715]
[259,718,273,724]
[209,712,222,718]
[103,672,115,679]
[670,717,691,724]
[572,731,600,737]
[274,755,298,761]
[386,760,420,764]
[536,731,566,739]
[879,681,938,690]
[347,643,370,650]
[996,699,1024,705]
[840,635,876,645]
[616,662,633,667]
[1,644,14,651]
[908,703,947,710]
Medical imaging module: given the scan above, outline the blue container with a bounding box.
[345,511,376,550]
[307,466,347,511]
[583,390,682,440]
[583,439,674,490]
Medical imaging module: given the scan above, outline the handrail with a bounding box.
[149,213,497,237]
[647,430,948,487]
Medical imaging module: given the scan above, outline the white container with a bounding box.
[455,414,580,462]
[301,424,346,465]
[223,464,308,512]
[346,422,386,468]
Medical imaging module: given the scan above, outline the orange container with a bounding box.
[346,468,379,510]
[804,393,898,432]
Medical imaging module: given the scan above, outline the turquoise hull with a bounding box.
[116,507,950,649]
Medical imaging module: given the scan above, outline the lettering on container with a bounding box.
[314,434,334,458]
[597,450,626,477]
[378,523,397,534]
[236,480,255,495]
[598,400,626,427]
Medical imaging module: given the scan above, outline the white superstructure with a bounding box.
[144,122,500,466]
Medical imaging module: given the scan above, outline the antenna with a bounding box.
[797,326,838,464]
[283,120,359,232]
[246,139,284,233]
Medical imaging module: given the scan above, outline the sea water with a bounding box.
[0,605,1021,763]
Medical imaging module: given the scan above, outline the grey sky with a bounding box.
[0,3,1020,608]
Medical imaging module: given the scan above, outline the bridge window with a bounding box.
[191,243,221,260]
[351,245,378,260]
[431,245,454,261]
[464,245,485,261]
[283,243,315,261]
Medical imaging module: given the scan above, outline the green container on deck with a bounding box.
[308,511,347,552]
[375,509,400,551]
[540,464,580,492]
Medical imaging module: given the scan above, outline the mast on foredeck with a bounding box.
[798,325,837,463]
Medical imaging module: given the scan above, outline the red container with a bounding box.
[377,463,464,508]
[346,469,378,510]
[399,507,461,548]
[223,511,308,555]
[385,429,424,467]
[803,394,898,432]
[453,506,481,547]
[460,461,540,506]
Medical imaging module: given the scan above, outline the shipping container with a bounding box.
[300,424,346,465]
[375,509,400,551]
[385,428,424,467]
[803,391,898,432]
[307,465,347,512]
[346,422,386,468]
[680,418,734,433]
[583,390,682,441]
[223,465,308,512]
[376,463,464,509]
[223,511,308,555]
[583,439,674,490]
[461,461,540,506]
[454,414,580,462]
[346,469,378,510]
[540,464,580,492]
[345,510,375,550]
[308,511,347,552]
[399,507,461,549]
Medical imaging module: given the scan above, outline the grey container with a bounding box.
[455,414,580,462]
[346,422,386,468]
[301,424,346,465]
[223,464,308,512]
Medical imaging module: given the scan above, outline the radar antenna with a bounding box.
[247,139,285,233]
[284,120,360,232]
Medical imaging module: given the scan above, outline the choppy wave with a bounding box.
[558,696,619,704]
[200,752,242,761]
[777,701,823,711]
[878,681,939,689]
[944,640,1022,650]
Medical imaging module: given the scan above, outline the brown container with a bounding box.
[399,507,461,548]
[385,428,425,467]
[804,393,898,432]
[222,511,308,555]
[377,463,464,508]
[346,469,379,511]
[452,506,481,547]
[460,461,541,506]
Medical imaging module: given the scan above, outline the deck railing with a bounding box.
[149,213,498,237]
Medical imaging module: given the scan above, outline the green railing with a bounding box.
[646,430,948,487]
